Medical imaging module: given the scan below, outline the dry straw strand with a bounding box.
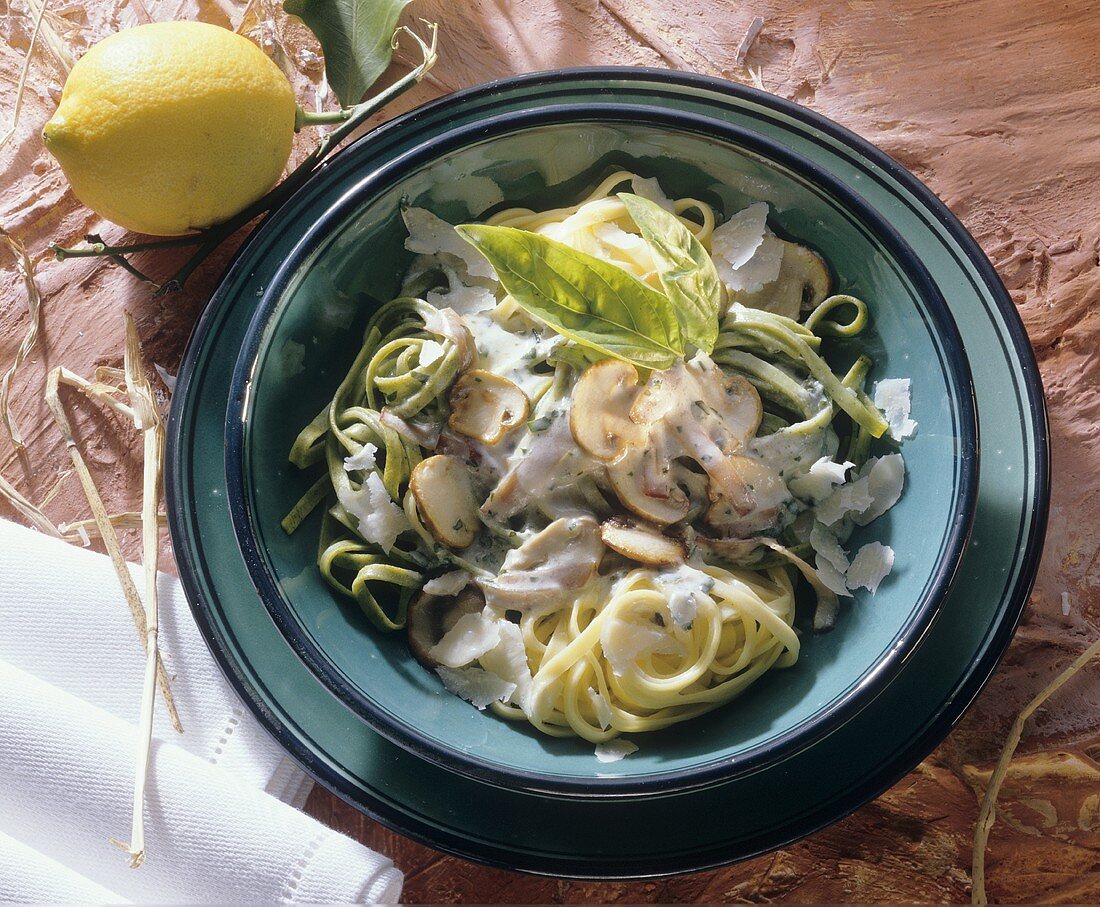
[971,634,1100,904]
[0,225,58,535]
[0,469,60,536]
[0,226,44,448]
[23,0,75,74]
[44,365,182,732]
[120,313,165,868]
[61,510,165,541]
[0,0,48,153]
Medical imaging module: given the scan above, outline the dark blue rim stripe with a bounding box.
[165,67,1047,878]
[222,101,977,798]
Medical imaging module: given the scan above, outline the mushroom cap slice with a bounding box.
[600,519,685,567]
[448,369,530,446]
[781,242,831,313]
[628,355,766,509]
[410,454,481,549]
[607,447,690,526]
[630,355,762,458]
[570,358,646,462]
[479,516,604,614]
[407,584,485,669]
[712,373,763,450]
[705,454,790,536]
[693,535,766,566]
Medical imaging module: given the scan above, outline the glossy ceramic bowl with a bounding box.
[220,99,977,799]
[169,69,1047,875]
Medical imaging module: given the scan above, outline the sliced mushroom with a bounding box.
[692,535,765,566]
[705,454,789,537]
[734,241,831,320]
[630,355,761,458]
[481,409,583,520]
[407,584,485,669]
[607,446,691,526]
[478,516,603,614]
[409,454,481,548]
[448,369,530,445]
[708,373,763,452]
[570,359,646,462]
[600,519,685,567]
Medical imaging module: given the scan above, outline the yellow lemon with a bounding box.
[42,21,296,236]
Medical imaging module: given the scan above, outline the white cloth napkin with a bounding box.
[0,519,403,904]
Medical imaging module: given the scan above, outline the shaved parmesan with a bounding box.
[595,739,639,763]
[630,175,675,212]
[426,283,496,317]
[343,441,378,473]
[668,592,698,629]
[338,471,409,553]
[873,378,918,440]
[813,592,840,632]
[436,665,516,710]
[852,454,905,526]
[789,456,852,502]
[846,542,895,594]
[429,612,501,668]
[723,233,785,293]
[601,618,684,677]
[479,621,534,713]
[418,339,446,367]
[76,524,91,548]
[422,570,471,597]
[657,564,712,628]
[815,557,850,597]
[815,477,874,526]
[588,688,613,730]
[403,207,496,281]
[810,521,849,573]
[712,203,785,293]
[812,453,905,530]
[430,176,505,212]
[712,203,769,270]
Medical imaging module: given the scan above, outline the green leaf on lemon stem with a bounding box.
[283,0,413,108]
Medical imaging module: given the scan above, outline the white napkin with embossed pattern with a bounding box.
[0,518,403,904]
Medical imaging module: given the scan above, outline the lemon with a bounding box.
[42,21,297,236]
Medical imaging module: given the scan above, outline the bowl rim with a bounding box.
[222,98,979,798]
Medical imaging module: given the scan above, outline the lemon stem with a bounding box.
[52,233,203,259]
[294,108,351,130]
[50,21,440,295]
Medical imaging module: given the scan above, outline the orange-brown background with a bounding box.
[1,1,1098,901]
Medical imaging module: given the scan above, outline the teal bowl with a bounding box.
[224,102,977,798]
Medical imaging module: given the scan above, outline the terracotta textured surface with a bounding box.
[1,0,1098,902]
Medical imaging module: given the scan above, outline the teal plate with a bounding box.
[167,70,1048,877]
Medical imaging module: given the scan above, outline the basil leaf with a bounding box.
[284,0,412,107]
[619,192,722,354]
[457,224,683,369]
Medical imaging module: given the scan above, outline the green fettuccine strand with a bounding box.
[281,297,465,630]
